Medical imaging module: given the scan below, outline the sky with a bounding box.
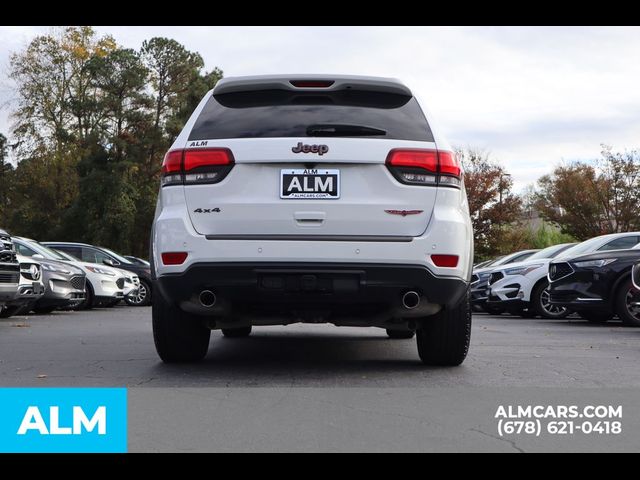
[1,26,639,191]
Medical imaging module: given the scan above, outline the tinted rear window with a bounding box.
[189,89,434,141]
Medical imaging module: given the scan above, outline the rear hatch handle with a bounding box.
[294,211,326,227]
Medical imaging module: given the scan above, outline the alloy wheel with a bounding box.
[624,288,640,320]
[540,287,567,316]
[128,282,148,305]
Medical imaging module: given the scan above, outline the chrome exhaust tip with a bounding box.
[199,290,217,308]
[402,291,420,310]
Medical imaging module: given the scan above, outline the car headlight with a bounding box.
[574,259,616,268]
[86,266,116,276]
[40,262,72,275]
[504,264,544,276]
[478,272,491,280]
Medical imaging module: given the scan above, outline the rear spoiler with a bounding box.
[213,74,413,96]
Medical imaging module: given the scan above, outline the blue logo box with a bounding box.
[0,388,127,453]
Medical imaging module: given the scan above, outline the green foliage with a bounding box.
[0,133,14,226]
[528,222,576,249]
[535,146,640,240]
[4,28,223,257]
[475,222,576,263]
[457,148,522,259]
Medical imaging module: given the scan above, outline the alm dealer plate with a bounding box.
[280,168,340,199]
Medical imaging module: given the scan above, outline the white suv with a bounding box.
[486,243,575,318]
[151,75,473,365]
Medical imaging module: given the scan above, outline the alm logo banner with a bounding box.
[0,388,127,453]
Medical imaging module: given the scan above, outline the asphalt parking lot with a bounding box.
[2,306,640,451]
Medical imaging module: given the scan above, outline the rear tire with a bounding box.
[531,281,569,319]
[615,277,640,327]
[416,288,472,366]
[152,291,211,362]
[221,326,252,338]
[386,329,415,339]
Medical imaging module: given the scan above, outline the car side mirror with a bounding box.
[103,258,119,266]
[32,254,45,259]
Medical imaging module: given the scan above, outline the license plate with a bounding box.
[280,169,340,199]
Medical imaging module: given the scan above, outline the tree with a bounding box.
[134,38,222,256]
[535,164,604,239]
[458,148,522,259]
[535,146,640,240]
[6,29,223,257]
[7,27,116,240]
[0,133,14,226]
[140,38,204,168]
[87,48,151,161]
[4,146,80,240]
[9,26,116,150]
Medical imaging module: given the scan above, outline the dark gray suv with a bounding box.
[13,237,86,313]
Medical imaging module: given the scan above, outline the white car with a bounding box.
[0,254,45,318]
[151,74,474,365]
[18,242,126,310]
[488,232,640,318]
[471,249,540,314]
[486,243,575,318]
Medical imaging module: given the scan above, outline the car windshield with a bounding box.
[27,240,70,261]
[482,256,504,268]
[526,244,574,261]
[100,247,134,265]
[493,251,534,266]
[135,257,150,267]
[556,236,618,259]
[54,249,79,262]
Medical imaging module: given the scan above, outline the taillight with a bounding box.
[161,148,234,187]
[162,150,183,186]
[431,254,459,268]
[386,149,462,188]
[161,252,188,265]
[437,151,462,187]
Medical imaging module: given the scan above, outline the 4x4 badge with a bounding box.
[194,208,221,213]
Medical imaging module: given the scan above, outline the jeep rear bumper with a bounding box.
[156,262,468,327]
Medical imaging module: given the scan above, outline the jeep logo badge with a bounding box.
[291,142,329,156]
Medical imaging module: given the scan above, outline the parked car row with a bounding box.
[473,232,640,326]
[0,228,153,319]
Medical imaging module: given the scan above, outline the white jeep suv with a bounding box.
[151,75,473,365]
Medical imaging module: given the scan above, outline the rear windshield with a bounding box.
[189,89,434,141]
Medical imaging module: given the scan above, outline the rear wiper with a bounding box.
[306,124,387,137]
